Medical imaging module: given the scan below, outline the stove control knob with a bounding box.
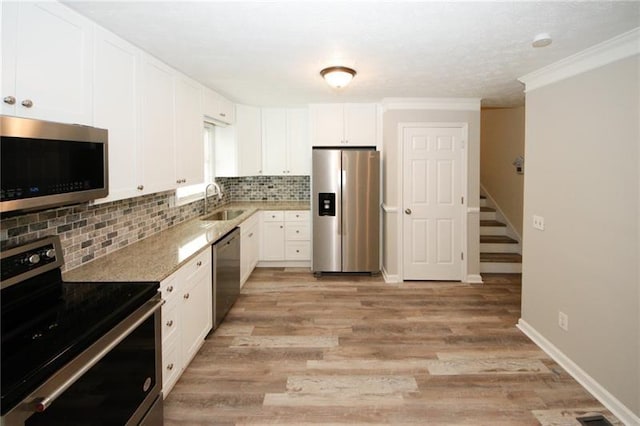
[44,249,56,259]
[27,254,41,265]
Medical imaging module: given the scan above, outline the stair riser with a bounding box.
[480,211,497,221]
[480,243,519,253]
[480,226,507,236]
[480,198,487,207]
[480,262,522,273]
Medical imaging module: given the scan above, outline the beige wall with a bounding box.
[522,55,639,416]
[481,106,525,237]
[381,108,480,280]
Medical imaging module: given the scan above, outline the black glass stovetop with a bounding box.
[0,273,159,415]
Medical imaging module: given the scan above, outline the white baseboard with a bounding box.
[517,319,640,426]
[465,274,483,284]
[381,266,401,283]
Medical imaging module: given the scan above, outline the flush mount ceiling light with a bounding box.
[320,66,357,88]
[532,33,552,48]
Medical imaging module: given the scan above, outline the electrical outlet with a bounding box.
[558,312,569,331]
[533,215,545,230]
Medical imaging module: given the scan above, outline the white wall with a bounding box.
[381,106,481,281]
[521,54,639,418]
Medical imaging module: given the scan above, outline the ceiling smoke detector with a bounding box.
[320,66,357,88]
[532,33,552,48]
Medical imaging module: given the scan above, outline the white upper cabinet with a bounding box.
[203,88,234,125]
[343,104,378,146]
[93,26,139,204]
[310,103,377,147]
[138,54,176,195]
[287,108,311,175]
[262,108,310,175]
[1,1,93,124]
[174,76,204,187]
[261,108,288,175]
[216,104,262,177]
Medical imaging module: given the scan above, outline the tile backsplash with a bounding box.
[1,175,309,271]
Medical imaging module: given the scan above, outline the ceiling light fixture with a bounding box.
[532,33,552,48]
[320,66,357,88]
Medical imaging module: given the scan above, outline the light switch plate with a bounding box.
[533,215,545,230]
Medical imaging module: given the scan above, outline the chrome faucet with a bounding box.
[203,182,223,215]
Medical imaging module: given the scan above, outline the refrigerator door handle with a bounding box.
[339,169,346,235]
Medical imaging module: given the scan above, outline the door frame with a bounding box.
[397,122,469,281]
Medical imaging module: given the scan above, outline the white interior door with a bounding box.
[402,126,463,280]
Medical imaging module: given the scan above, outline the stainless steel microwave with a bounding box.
[1,116,108,214]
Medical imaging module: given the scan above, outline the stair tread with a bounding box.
[480,220,506,227]
[480,235,518,244]
[480,252,522,263]
[480,207,495,212]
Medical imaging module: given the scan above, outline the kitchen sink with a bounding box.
[201,209,245,221]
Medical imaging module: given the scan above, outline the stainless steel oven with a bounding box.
[1,236,163,425]
[0,115,108,214]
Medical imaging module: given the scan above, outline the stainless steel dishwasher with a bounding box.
[212,227,241,330]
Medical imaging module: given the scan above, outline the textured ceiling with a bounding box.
[63,1,640,107]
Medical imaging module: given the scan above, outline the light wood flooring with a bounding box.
[164,269,620,425]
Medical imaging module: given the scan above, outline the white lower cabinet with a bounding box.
[160,247,212,397]
[260,210,310,264]
[240,213,260,286]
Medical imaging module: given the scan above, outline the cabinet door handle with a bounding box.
[166,285,174,293]
[21,99,33,108]
[296,249,300,253]
[137,185,144,191]
[220,112,226,117]
[167,363,174,370]
[166,320,173,327]
[280,225,283,229]
[3,96,16,105]
[248,232,253,238]
[197,261,202,267]
[184,293,190,299]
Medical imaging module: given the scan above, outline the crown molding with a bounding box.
[519,27,640,92]
[382,97,481,112]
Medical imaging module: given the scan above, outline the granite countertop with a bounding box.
[63,201,310,283]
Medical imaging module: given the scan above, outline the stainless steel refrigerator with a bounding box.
[312,147,380,274]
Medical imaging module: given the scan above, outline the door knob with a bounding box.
[405,208,412,215]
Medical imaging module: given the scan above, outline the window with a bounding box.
[175,123,216,205]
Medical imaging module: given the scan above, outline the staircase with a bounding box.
[480,195,522,274]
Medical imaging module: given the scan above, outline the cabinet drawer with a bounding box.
[161,302,179,344]
[184,248,211,278]
[285,241,310,260]
[240,212,259,232]
[160,275,178,301]
[162,339,181,396]
[285,210,309,222]
[263,210,284,222]
[285,223,310,241]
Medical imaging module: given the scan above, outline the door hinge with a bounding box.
[461,252,464,260]
[461,196,464,205]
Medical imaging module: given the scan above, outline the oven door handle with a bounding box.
[30,297,163,414]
